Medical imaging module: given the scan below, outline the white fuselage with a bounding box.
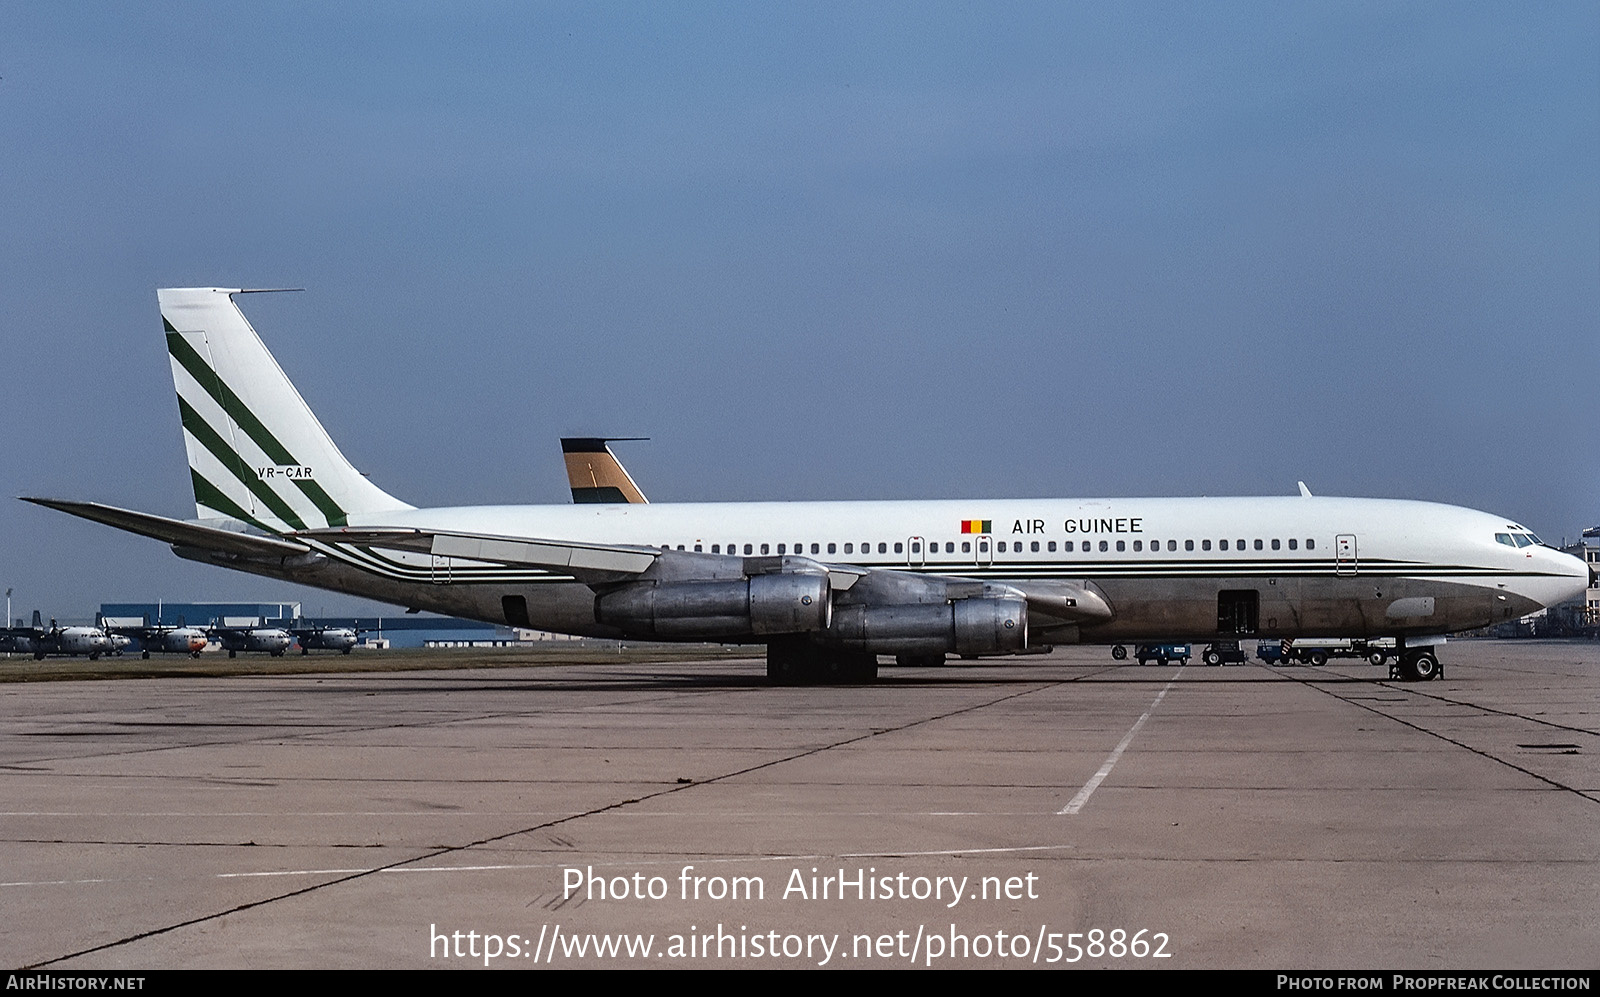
[264,494,1587,643]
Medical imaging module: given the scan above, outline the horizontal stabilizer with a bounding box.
[22,497,311,557]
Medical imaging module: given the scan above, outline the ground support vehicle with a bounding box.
[1135,643,1189,666]
[1255,641,1292,665]
[1275,638,1398,667]
[1202,641,1247,666]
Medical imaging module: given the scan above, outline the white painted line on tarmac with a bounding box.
[1059,673,1181,815]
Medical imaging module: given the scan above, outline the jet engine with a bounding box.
[595,571,831,638]
[823,596,1028,656]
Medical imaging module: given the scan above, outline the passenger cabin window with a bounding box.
[1271,539,1280,550]
[1220,540,1229,551]
[844,543,853,554]
[1306,539,1315,550]
[828,543,836,554]
[1099,540,1108,552]
[1288,539,1297,550]
[1254,539,1263,550]
[1185,540,1194,551]
[1116,540,1125,552]
[1202,540,1212,551]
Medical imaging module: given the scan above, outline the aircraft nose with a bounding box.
[1559,549,1592,602]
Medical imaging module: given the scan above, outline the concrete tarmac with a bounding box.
[2,640,1595,970]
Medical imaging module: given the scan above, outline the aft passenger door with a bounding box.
[1335,534,1357,576]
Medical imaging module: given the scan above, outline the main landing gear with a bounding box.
[766,639,879,685]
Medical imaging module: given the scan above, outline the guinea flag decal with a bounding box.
[960,520,991,534]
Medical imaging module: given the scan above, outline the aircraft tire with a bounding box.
[843,653,879,684]
[765,639,813,686]
[1404,651,1439,681]
[769,641,878,685]
[1111,644,1128,660]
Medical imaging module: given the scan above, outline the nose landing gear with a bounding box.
[1390,647,1441,681]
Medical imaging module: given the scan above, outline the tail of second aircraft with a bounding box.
[560,438,649,504]
[159,288,413,532]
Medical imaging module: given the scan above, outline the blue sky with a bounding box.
[2,2,1596,617]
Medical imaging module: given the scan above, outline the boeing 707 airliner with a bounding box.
[25,288,1590,683]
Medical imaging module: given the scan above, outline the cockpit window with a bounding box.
[1496,533,1515,546]
[1513,534,1534,548]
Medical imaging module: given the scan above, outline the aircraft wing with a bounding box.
[21,498,312,557]
[296,526,660,583]
[296,525,871,590]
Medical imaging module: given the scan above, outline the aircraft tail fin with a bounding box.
[31,610,41,629]
[560,437,649,504]
[158,288,413,532]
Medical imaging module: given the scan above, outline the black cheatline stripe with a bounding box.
[300,540,570,584]
[165,328,349,527]
[177,395,307,531]
[189,469,275,533]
